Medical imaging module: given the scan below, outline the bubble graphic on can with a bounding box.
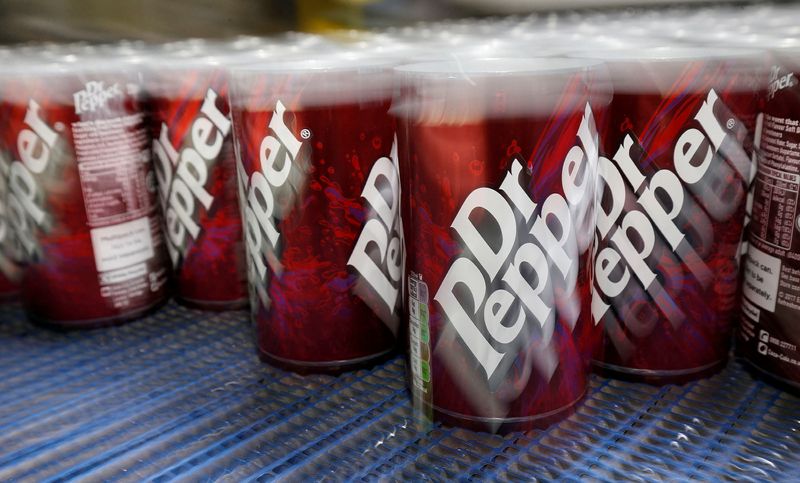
[583,47,764,383]
[144,54,248,311]
[230,55,399,373]
[0,56,171,327]
[396,58,609,432]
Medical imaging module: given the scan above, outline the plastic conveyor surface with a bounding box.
[1,302,798,481]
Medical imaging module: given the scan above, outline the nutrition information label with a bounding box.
[72,109,159,309]
[742,111,800,372]
[752,114,800,250]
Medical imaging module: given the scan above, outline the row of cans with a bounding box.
[1,3,800,433]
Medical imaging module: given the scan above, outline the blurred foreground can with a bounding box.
[145,56,247,310]
[0,58,171,327]
[739,42,800,391]
[396,58,607,432]
[587,48,764,383]
[0,152,21,301]
[230,56,400,373]
[0,53,22,301]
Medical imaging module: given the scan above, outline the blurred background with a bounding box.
[0,0,759,43]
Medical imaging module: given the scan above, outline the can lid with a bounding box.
[142,45,303,99]
[229,52,396,109]
[0,55,146,107]
[393,57,609,124]
[230,52,398,74]
[0,55,70,76]
[569,46,765,94]
[395,56,604,77]
[0,51,143,77]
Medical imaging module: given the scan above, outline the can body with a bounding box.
[148,67,248,310]
[739,51,800,391]
[1,70,171,327]
[231,68,399,373]
[398,60,602,432]
[592,57,762,383]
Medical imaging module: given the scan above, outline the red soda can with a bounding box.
[0,57,171,327]
[396,58,607,432]
[230,56,400,373]
[145,55,248,310]
[738,41,800,391]
[587,48,764,383]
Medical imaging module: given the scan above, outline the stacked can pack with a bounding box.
[6,2,800,431]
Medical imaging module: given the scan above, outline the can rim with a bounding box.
[394,56,603,77]
[229,53,397,74]
[0,54,140,76]
[573,46,764,62]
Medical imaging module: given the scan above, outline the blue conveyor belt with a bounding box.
[0,302,798,481]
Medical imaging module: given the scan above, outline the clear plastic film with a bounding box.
[394,58,610,433]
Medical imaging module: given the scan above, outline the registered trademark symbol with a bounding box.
[300,128,312,139]
[727,119,735,129]
[54,122,65,131]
